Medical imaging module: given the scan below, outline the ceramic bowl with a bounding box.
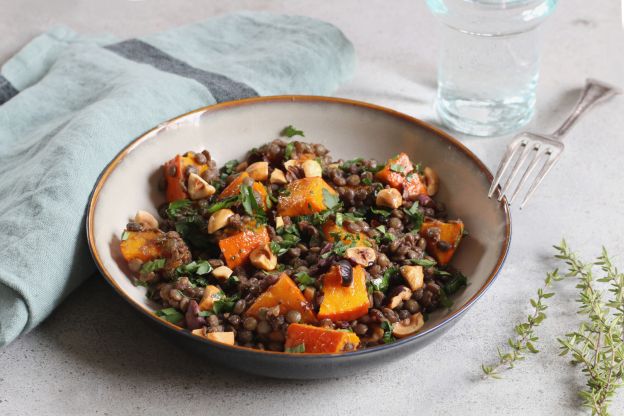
[86,96,511,379]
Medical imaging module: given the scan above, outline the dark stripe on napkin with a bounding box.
[105,39,258,102]
[0,75,19,105]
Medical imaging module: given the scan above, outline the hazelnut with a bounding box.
[187,173,216,200]
[387,285,413,309]
[246,161,269,181]
[376,188,403,209]
[345,247,377,267]
[249,243,278,271]
[400,265,425,291]
[270,168,288,184]
[134,210,159,230]
[212,265,233,280]
[302,159,322,178]
[207,209,234,234]
[423,167,439,196]
[392,312,424,338]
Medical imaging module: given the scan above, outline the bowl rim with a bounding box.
[86,95,511,360]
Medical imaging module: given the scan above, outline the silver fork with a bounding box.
[488,79,621,208]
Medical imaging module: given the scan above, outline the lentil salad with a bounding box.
[119,126,467,354]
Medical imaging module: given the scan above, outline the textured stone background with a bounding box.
[0,0,623,415]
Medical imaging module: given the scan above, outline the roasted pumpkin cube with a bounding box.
[163,153,209,202]
[285,323,360,353]
[277,177,338,217]
[318,264,369,322]
[218,225,270,269]
[218,172,268,209]
[245,273,316,323]
[120,230,163,263]
[375,152,414,189]
[322,221,369,248]
[419,218,464,266]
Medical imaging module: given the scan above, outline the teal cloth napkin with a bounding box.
[0,11,355,347]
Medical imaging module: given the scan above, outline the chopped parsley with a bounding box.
[155,307,183,324]
[212,293,240,314]
[204,195,239,215]
[370,206,391,217]
[389,163,406,173]
[410,258,437,268]
[322,188,340,210]
[380,320,395,344]
[403,202,424,230]
[294,272,316,290]
[166,199,193,218]
[335,212,364,227]
[281,125,305,138]
[443,272,468,295]
[140,258,166,275]
[285,343,306,353]
[240,184,267,223]
[371,267,397,292]
[284,142,295,160]
[120,230,130,241]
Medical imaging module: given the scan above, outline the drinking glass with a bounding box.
[427,0,558,136]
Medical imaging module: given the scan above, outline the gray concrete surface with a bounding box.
[1,0,623,415]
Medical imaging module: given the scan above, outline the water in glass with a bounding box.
[427,0,558,136]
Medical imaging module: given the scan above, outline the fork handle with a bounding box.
[551,78,622,140]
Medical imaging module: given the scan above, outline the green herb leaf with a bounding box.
[140,258,166,275]
[443,273,468,295]
[410,258,437,268]
[285,343,306,353]
[281,125,305,138]
[380,320,395,344]
[284,142,295,160]
[176,260,213,277]
[322,188,340,210]
[155,307,183,324]
[390,163,405,173]
[205,195,239,215]
[371,267,397,292]
[166,199,193,218]
[370,207,391,217]
[240,183,267,223]
[121,230,130,241]
[295,272,316,290]
[403,203,424,230]
[212,293,240,315]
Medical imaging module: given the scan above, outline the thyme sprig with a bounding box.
[481,268,563,379]
[554,241,624,416]
[482,240,624,416]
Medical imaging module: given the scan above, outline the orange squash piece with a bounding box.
[277,177,338,217]
[419,218,464,266]
[403,173,428,200]
[245,274,316,323]
[218,172,268,209]
[120,230,163,262]
[163,153,208,202]
[375,152,414,189]
[218,225,270,269]
[285,323,360,353]
[322,221,369,248]
[318,264,369,322]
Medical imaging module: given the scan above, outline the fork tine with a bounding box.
[488,138,525,198]
[519,150,562,209]
[497,140,534,201]
[508,143,543,204]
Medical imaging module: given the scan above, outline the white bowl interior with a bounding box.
[91,98,509,334]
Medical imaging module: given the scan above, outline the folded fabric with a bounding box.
[0,11,355,347]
